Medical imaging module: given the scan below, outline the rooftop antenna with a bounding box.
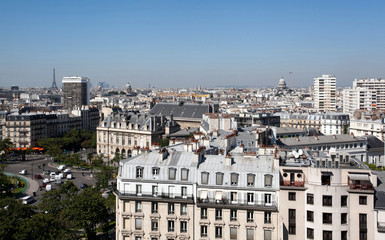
[51,68,58,90]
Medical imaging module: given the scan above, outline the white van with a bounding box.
[57,165,66,171]
[19,170,27,175]
[21,196,34,204]
[66,174,72,180]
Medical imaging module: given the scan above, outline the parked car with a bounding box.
[19,170,27,175]
[21,196,34,204]
[43,178,51,183]
[57,165,66,171]
[42,170,51,175]
[34,174,42,179]
[66,174,72,180]
[63,168,71,173]
[41,182,47,188]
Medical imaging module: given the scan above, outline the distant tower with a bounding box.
[62,76,90,109]
[126,82,132,93]
[51,68,58,90]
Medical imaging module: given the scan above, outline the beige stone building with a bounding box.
[279,152,376,240]
[115,144,280,240]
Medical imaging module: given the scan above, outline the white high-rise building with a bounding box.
[313,75,336,112]
[342,88,377,114]
[353,78,385,110]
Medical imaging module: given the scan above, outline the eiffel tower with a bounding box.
[51,68,58,90]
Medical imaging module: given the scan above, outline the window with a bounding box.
[265,194,271,204]
[230,227,237,240]
[321,174,331,185]
[359,196,367,205]
[181,186,187,198]
[307,193,314,205]
[265,175,272,187]
[247,193,254,203]
[168,203,175,214]
[247,229,254,240]
[323,195,332,206]
[231,173,238,185]
[289,209,296,235]
[169,168,176,180]
[201,172,209,184]
[230,210,237,221]
[201,225,208,237]
[136,184,142,195]
[136,167,143,178]
[181,204,187,215]
[152,185,158,196]
[360,213,367,230]
[151,220,158,231]
[341,213,347,224]
[216,172,223,185]
[181,168,189,181]
[151,202,158,213]
[231,192,238,202]
[215,209,222,220]
[307,228,314,239]
[289,192,296,201]
[168,186,175,198]
[247,210,254,222]
[264,211,271,224]
[264,230,272,240]
[135,201,142,212]
[341,231,347,240]
[247,174,255,186]
[307,211,314,222]
[323,213,332,224]
[135,218,142,230]
[201,208,207,219]
[168,220,174,232]
[152,167,159,176]
[323,231,332,240]
[180,221,187,233]
[215,227,222,238]
[341,195,347,207]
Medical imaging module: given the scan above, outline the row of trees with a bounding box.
[0,181,115,240]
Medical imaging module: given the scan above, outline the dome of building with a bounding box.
[278,77,287,89]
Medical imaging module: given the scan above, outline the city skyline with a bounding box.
[1,1,385,88]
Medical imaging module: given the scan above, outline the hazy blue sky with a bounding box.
[1,1,384,88]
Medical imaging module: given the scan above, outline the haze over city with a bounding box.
[1,1,385,88]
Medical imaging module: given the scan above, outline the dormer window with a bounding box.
[136,167,143,178]
[201,172,209,185]
[181,168,189,181]
[169,168,176,180]
[265,175,272,187]
[216,172,224,185]
[231,173,238,186]
[247,174,255,186]
[152,167,159,176]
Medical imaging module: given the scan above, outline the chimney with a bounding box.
[351,132,355,138]
[296,136,300,141]
[158,148,168,161]
[314,134,319,140]
[225,153,233,166]
[333,135,337,139]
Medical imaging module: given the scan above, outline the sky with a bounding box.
[0,1,384,89]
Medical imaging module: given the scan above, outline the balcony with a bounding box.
[349,183,373,190]
[281,180,305,187]
[115,190,194,203]
[196,195,277,210]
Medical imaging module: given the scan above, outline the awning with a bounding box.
[349,174,369,181]
[321,171,333,176]
[215,191,222,201]
[200,190,208,199]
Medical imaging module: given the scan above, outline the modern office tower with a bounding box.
[342,88,377,114]
[353,78,385,110]
[313,74,336,112]
[62,76,90,109]
[115,145,280,240]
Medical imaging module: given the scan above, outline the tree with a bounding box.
[39,181,79,214]
[159,138,170,147]
[65,188,109,239]
[0,138,14,162]
[0,165,13,199]
[0,198,35,240]
[95,164,113,189]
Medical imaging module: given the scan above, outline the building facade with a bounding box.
[353,78,385,110]
[314,74,336,112]
[342,88,377,114]
[62,76,90,110]
[115,145,280,240]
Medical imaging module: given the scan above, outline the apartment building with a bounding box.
[279,151,376,240]
[200,113,237,134]
[235,113,280,127]
[350,118,385,141]
[275,113,322,131]
[353,78,385,110]
[115,144,280,240]
[62,76,90,110]
[4,107,99,147]
[97,112,179,158]
[314,74,336,112]
[342,88,377,114]
[320,113,349,135]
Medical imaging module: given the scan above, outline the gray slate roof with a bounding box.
[278,134,365,147]
[149,102,212,120]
